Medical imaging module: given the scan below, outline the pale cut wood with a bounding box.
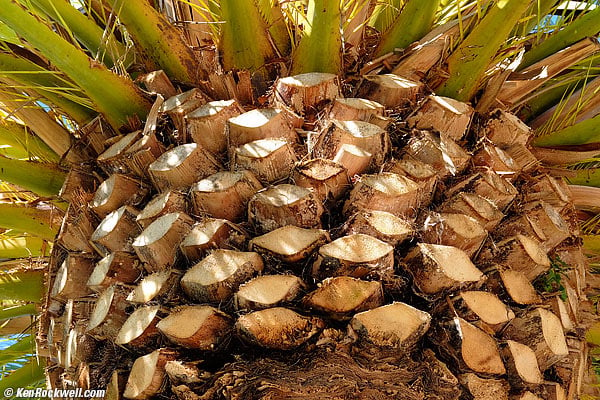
[483,109,531,146]
[232,139,298,183]
[47,317,61,363]
[496,269,542,305]
[360,74,425,107]
[524,175,572,211]
[473,142,519,176]
[136,191,187,228]
[549,295,575,332]
[156,305,232,350]
[51,254,95,300]
[64,323,96,370]
[312,234,394,280]
[123,349,177,400]
[274,72,340,114]
[96,129,138,157]
[132,212,194,272]
[179,218,248,262]
[148,143,222,191]
[350,302,431,349]
[90,174,150,218]
[292,158,350,201]
[164,360,204,387]
[365,114,393,129]
[139,70,177,97]
[480,234,550,281]
[384,158,438,204]
[456,291,515,331]
[511,392,543,400]
[115,305,161,347]
[160,88,209,134]
[332,143,373,176]
[190,170,262,222]
[457,318,506,375]
[404,130,470,177]
[97,132,165,178]
[235,307,325,350]
[304,276,383,320]
[505,143,538,172]
[90,205,142,254]
[78,115,117,158]
[227,108,297,147]
[185,99,244,154]
[343,173,422,219]
[494,201,570,251]
[343,210,413,246]
[313,119,390,169]
[543,383,568,400]
[97,131,142,174]
[120,133,166,179]
[502,340,543,387]
[445,168,518,211]
[440,192,504,231]
[459,373,509,400]
[127,270,180,304]
[421,212,487,257]
[249,225,329,263]
[87,252,141,292]
[181,249,264,303]
[235,275,305,311]
[104,370,127,400]
[180,218,247,262]
[503,308,569,371]
[248,184,324,233]
[404,243,483,295]
[406,95,474,141]
[330,98,384,121]
[87,285,129,340]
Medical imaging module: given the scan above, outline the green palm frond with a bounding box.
[291,0,342,75]
[435,0,532,102]
[0,358,45,392]
[0,0,151,128]
[219,0,276,87]
[375,0,441,57]
[519,5,600,70]
[24,0,131,68]
[368,0,403,32]
[0,269,44,303]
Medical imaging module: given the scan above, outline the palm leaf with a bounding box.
[105,0,200,84]
[219,0,275,74]
[0,270,44,303]
[435,0,532,102]
[291,0,342,75]
[519,5,600,70]
[375,0,441,57]
[0,0,151,128]
[24,0,130,68]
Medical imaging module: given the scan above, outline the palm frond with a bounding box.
[291,0,342,75]
[0,0,151,128]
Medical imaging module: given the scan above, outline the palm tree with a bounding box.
[0,0,599,398]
